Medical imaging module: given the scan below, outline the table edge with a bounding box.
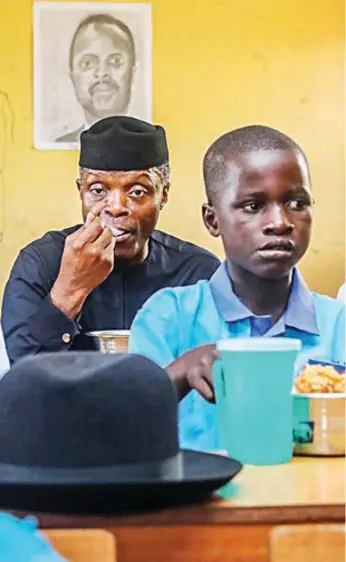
[9,503,346,527]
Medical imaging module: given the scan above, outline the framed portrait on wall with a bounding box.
[33,2,152,150]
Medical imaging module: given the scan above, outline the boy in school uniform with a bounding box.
[129,125,345,453]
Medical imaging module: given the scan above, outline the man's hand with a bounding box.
[50,202,115,319]
[165,344,220,403]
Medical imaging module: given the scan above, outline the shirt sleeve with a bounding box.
[1,247,80,364]
[129,288,181,368]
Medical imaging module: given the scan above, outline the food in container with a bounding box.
[294,362,345,394]
[293,360,345,456]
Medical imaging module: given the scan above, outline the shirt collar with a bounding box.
[209,261,319,336]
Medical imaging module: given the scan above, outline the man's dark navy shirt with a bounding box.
[1,226,220,364]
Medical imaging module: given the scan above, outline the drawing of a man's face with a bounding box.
[69,16,135,122]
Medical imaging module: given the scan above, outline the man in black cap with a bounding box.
[2,116,219,364]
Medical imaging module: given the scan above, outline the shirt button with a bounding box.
[62,333,71,344]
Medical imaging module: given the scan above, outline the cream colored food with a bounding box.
[295,364,345,394]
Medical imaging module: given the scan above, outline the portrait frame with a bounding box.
[33,1,152,150]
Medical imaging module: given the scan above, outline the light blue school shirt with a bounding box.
[129,263,345,452]
[0,513,66,561]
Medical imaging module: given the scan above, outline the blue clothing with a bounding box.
[0,513,66,561]
[129,264,345,453]
[209,263,319,337]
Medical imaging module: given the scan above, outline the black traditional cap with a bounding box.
[79,116,169,171]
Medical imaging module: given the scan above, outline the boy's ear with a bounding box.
[202,203,220,237]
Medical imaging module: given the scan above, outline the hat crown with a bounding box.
[79,116,169,171]
[0,353,179,469]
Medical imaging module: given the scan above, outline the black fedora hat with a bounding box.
[0,352,241,514]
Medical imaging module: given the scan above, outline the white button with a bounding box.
[62,333,71,344]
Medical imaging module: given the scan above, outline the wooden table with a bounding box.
[13,458,346,562]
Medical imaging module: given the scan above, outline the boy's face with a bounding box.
[203,149,313,280]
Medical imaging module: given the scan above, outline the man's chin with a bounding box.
[113,241,148,266]
[114,247,138,261]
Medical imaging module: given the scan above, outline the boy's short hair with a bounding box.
[203,125,309,203]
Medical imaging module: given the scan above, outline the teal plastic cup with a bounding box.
[213,338,302,465]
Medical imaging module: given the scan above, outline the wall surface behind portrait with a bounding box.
[0,0,344,297]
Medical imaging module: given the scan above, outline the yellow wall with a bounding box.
[0,0,344,297]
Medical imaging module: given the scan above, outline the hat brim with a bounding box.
[0,451,242,514]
